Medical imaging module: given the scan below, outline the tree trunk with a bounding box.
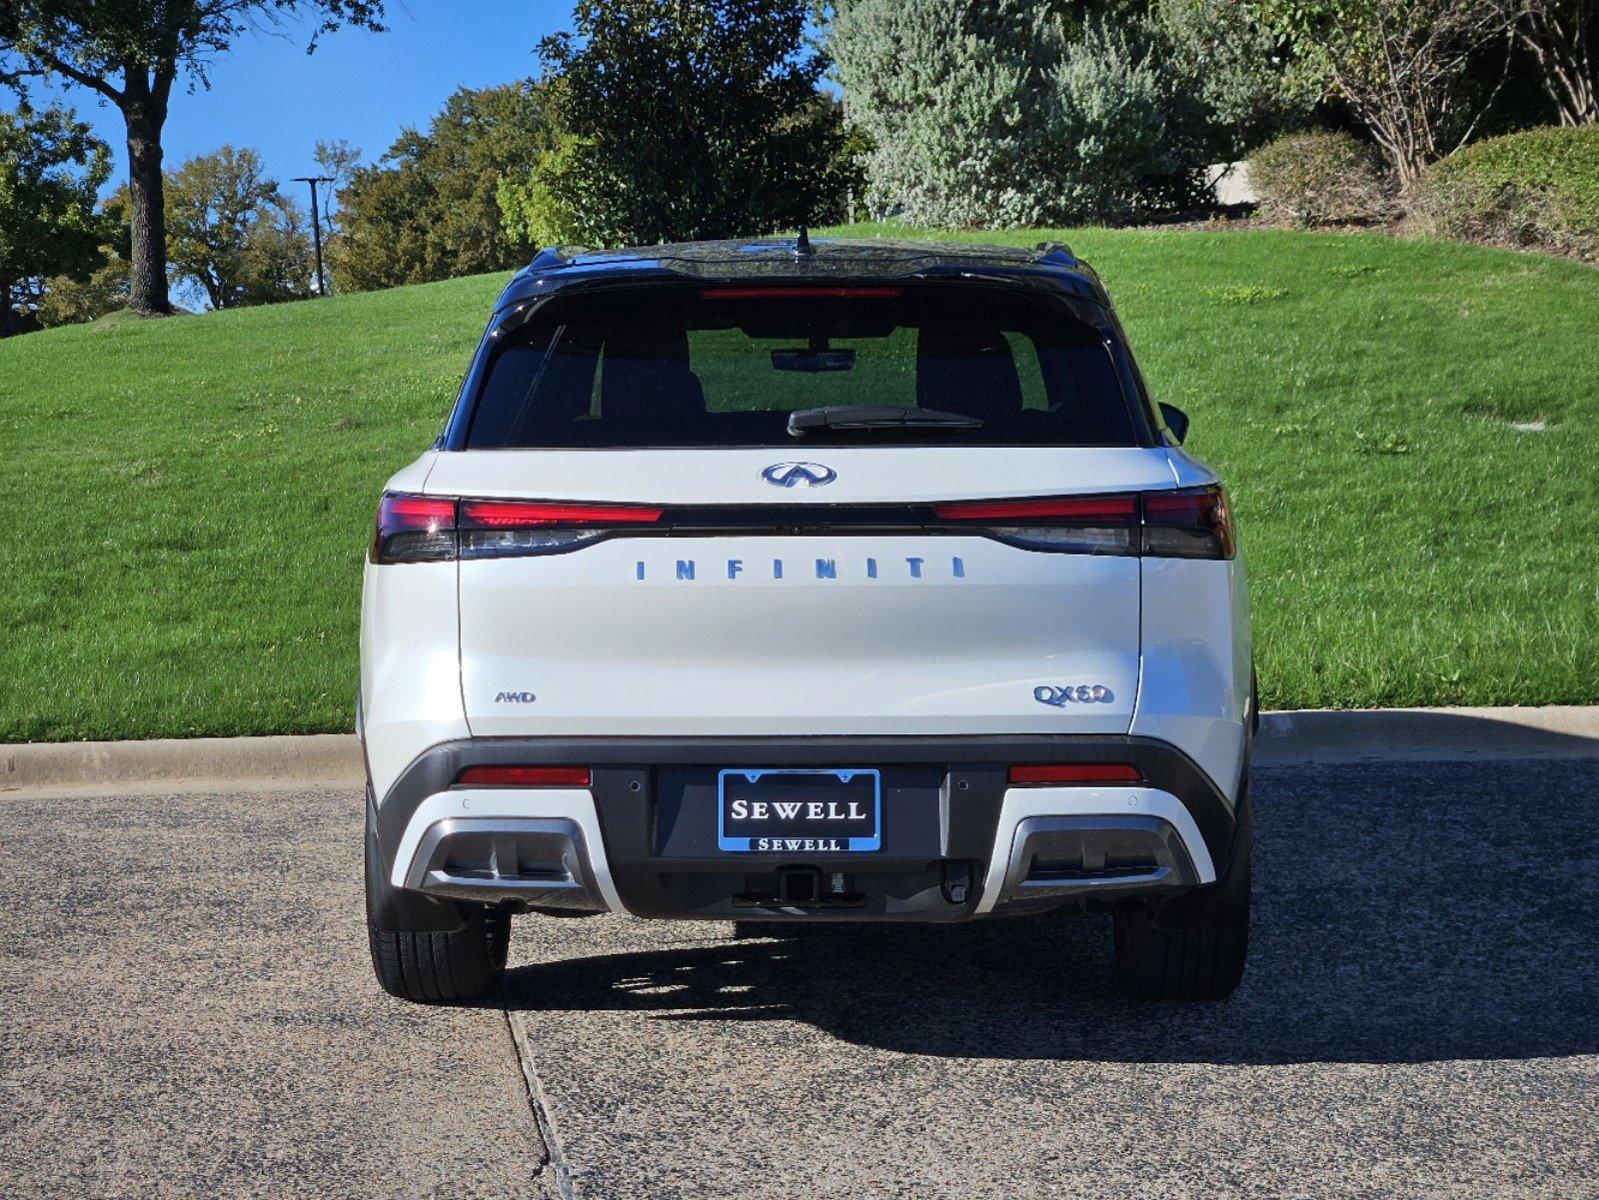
[0,278,14,338]
[1358,101,1429,190]
[1544,43,1598,125]
[1519,2,1599,125]
[122,84,172,316]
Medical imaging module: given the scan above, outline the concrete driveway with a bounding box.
[3,760,1596,1198]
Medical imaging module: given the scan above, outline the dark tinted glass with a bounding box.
[464,288,1139,448]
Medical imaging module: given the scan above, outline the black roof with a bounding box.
[493,236,1109,313]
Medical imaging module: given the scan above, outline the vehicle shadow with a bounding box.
[500,760,1599,1064]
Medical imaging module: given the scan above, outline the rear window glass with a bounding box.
[464,287,1140,448]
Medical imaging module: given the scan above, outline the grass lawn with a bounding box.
[2,227,1597,741]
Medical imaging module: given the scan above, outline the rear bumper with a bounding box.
[371,735,1244,921]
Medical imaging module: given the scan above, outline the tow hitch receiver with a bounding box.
[733,866,866,907]
[942,861,974,905]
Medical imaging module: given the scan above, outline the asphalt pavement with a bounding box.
[3,760,1596,1199]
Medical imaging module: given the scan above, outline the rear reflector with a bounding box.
[1008,764,1143,785]
[698,286,903,299]
[454,766,592,787]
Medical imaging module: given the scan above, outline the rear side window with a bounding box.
[464,287,1141,448]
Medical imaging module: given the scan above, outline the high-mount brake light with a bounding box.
[697,286,903,299]
[454,766,592,787]
[1008,764,1143,785]
[372,493,456,564]
[930,485,1235,560]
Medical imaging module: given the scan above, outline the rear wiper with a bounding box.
[787,405,985,436]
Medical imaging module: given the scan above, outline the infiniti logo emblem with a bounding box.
[761,461,837,488]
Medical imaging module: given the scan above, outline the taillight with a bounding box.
[454,765,592,787]
[458,498,664,558]
[1008,764,1143,785]
[931,485,1235,560]
[372,494,665,563]
[372,493,456,564]
[1141,486,1236,560]
[932,494,1139,556]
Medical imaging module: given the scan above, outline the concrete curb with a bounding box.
[1252,705,1599,764]
[4,706,1598,792]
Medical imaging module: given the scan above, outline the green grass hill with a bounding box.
[3,227,1596,741]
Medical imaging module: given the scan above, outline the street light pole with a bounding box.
[293,176,335,297]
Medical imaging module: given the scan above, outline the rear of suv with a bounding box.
[360,237,1254,1005]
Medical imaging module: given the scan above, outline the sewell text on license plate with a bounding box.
[716,768,882,852]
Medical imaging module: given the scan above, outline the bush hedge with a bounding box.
[1412,127,1599,264]
[1250,131,1395,226]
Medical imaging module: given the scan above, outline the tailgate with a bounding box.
[437,447,1169,738]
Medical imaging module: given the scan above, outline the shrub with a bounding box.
[1154,0,1315,159]
[1250,131,1395,226]
[36,259,129,327]
[1046,18,1211,224]
[830,3,1212,228]
[1412,127,1599,264]
[830,0,1063,228]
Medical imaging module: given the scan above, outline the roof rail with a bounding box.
[1032,241,1077,267]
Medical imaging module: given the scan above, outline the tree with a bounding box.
[312,136,361,233]
[1045,17,1212,220]
[830,0,1059,227]
[35,183,130,327]
[801,93,870,225]
[35,255,129,325]
[500,0,844,247]
[328,81,549,291]
[830,0,1212,227]
[0,1,385,317]
[164,145,311,308]
[1251,0,1516,185]
[1509,0,1596,124]
[1156,0,1316,157]
[1,102,111,336]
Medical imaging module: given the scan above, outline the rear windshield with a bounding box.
[463,287,1141,448]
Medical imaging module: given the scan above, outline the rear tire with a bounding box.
[365,802,510,1004]
[1112,800,1251,1002]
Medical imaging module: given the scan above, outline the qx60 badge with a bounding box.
[1035,684,1114,706]
[762,461,836,488]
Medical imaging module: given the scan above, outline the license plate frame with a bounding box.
[716,768,882,853]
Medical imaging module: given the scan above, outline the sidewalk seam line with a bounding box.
[503,1000,578,1200]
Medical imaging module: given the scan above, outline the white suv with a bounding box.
[360,238,1254,1004]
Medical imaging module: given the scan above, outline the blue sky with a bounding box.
[24,1,575,193]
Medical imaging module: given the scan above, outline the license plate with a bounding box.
[717,769,882,852]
